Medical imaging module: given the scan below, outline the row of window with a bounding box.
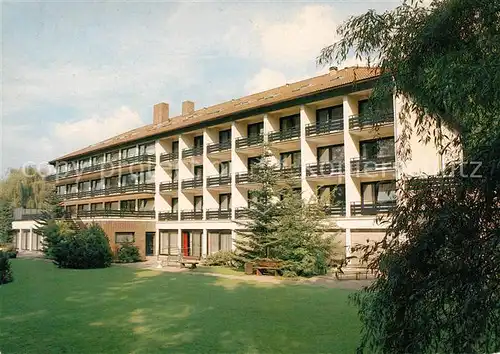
[158,230,231,256]
[12,230,43,251]
[65,198,155,214]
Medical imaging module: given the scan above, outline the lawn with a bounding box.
[0,259,361,354]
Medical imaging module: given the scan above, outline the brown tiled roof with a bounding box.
[51,66,380,163]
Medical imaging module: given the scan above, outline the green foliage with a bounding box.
[0,251,14,284]
[116,243,141,263]
[319,0,500,352]
[203,251,237,267]
[0,167,50,209]
[41,220,76,259]
[0,244,18,259]
[53,224,113,269]
[0,201,14,243]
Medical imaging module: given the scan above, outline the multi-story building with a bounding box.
[46,67,446,260]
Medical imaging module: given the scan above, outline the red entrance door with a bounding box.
[182,232,189,256]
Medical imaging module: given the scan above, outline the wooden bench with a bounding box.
[254,260,282,276]
[179,255,200,269]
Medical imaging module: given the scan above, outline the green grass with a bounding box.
[0,259,361,354]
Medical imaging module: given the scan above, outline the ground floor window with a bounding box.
[115,232,134,244]
[160,230,178,255]
[207,230,232,254]
[12,230,19,249]
[31,232,42,251]
[21,229,30,250]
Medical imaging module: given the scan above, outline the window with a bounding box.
[160,230,178,255]
[66,183,77,193]
[219,194,231,210]
[358,98,393,116]
[360,138,395,159]
[105,201,119,210]
[172,141,179,155]
[57,163,67,173]
[219,161,231,176]
[66,205,77,216]
[194,135,203,148]
[248,156,261,172]
[21,230,30,250]
[121,173,137,186]
[91,179,102,191]
[105,151,119,162]
[318,185,345,205]
[139,142,155,155]
[316,105,343,124]
[171,198,178,212]
[194,165,203,179]
[172,169,178,182]
[115,232,134,244]
[121,146,137,159]
[56,185,65,195]
[91,155,104,166]
[105,176,119,189]
[79,159,90,169]
[77,204,89,212]
[120,200,136,211]
[194,196,203,211]
[280,114,300,131]
[138,198,154,211]
[361,181,396,204]
[219,129,231,143]
[91,203,103,211]
[67,161,76,171]
[207,231,232,255]
[248,190,259,207]
[78,181,90,192]
[247,122,263,137]
[317,145,344,163]
[358,99,370,116]
[280,151,301,168]
[138,170,154,184]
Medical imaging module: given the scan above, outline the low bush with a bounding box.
[0,251,14,284]
[53,224,113,269]
[204,251,236,267]
[116,243,141,263]
[0,244,17,259]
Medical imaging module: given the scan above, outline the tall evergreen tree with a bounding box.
[0,201,14,244]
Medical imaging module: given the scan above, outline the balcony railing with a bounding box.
[350,201,396,215]
[58,183,155,200]
[235,207,249,219]
[268,127,300,143]
[160,181,178,192]
[158,211,178,221]
[207,141,231,154]
[160,152,178,163]
[235,171,259,184]
[305,119,343,136]
[180,210,203,220]
[181,177,203,189]
[350,156,396,173]
[206,209,231,220]
[48,154,155,180]
[324,204,346,216]
[207,174,231,187]
[235,134,264,149]
[77,209,155,219]
[349,111,393,130]
[275,166,301,179]
[182,146,203,159]
[306,161,345,176]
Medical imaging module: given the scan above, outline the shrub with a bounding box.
[116,243,141,263]
[53,224,113,269]
[204,251,236,267]
[0,251,14,284]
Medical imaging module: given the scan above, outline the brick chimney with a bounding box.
[153,102,169,124]
[182,100,195,115]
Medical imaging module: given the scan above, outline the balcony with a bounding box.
[235,207,249,219]
[350,156,396,173]
[180,210,203,220]
[324,204,346,217]
[306,161,345,178]
[182,147,203,159]
[206,174,231,188]
[306,119,344,137]
[181,177,203,189]
[48,155,156,181]
[235,134,264,149]
[59,183,155,200]
[158,211,178,221]
[275,166,301,179]
[268,127,300,143]
[349,111,393,130]
[160,181,178,192]
[77,209,155,219]
[206,209,231,220]
[207,141,231,154]
[235,171,259,185]
[350,201,396,216]
[160,152,178,163]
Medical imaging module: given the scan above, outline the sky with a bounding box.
[1,0,401,174]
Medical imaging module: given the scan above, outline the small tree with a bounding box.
[0,201,14,244]
[0,251,14,284]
